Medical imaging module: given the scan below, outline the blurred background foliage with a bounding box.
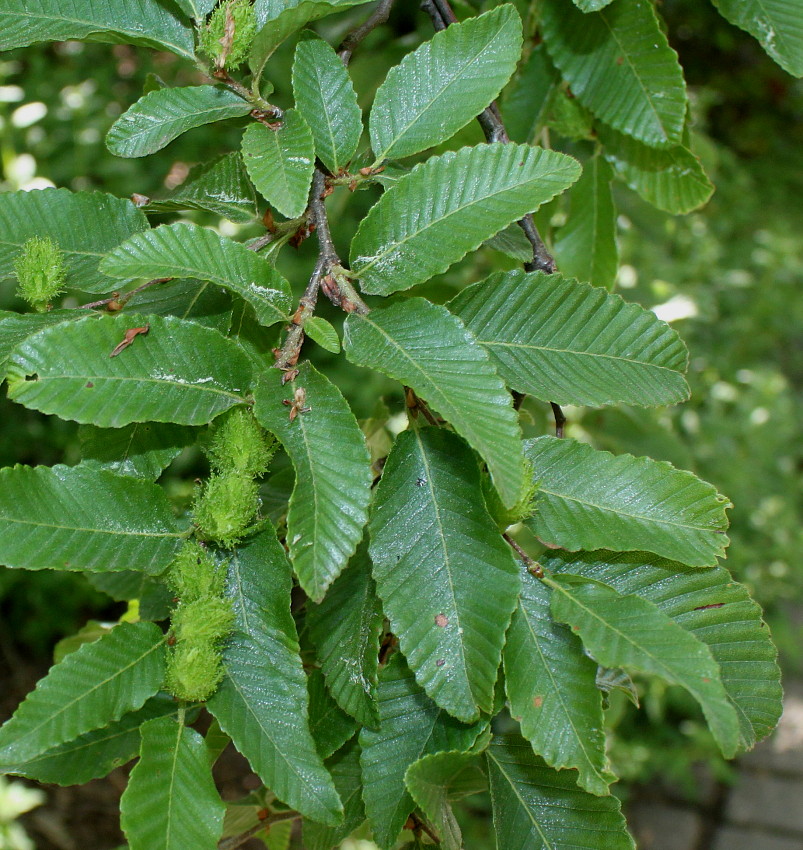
[0,0,801,838]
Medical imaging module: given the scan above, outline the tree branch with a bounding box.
[421,0,556,275]
[338,0,396,64]
[217,810,299,850]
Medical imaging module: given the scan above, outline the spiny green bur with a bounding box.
[199,0,257,69]
[483,459,539,530]
[172,597,234,644]
[166,641,226,702]
[14,236,66,311]
[205,409,276,478]
[193,473,259,548]
[167,540,227,601]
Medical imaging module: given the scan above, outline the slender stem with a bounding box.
[503,532,543,578]
[410,811,441,845]
[550,401,566,438]
[217,810,299,850]
[338,0,396,64]
[421,0,556,275]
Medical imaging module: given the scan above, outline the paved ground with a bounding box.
[630,680,803,850]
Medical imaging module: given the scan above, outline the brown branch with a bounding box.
[338,0,395,64]
[421,0,556,275]
[550,401,566,438]
[503,532,543,578]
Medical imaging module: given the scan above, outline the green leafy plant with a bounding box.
[0,0,798,847]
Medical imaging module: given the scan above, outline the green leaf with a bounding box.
[369,6,522,161]
[503,568,612,795]
[100,222,292,327]
[145,153,259,223]
[404,751,487,850]
[3,696,177,786]
[710,0,803,77]
[0,189,149,295]
[293,36,362,174]
[6,313,251,427]
[241,110,315,219]
[0,310,79,374]
[547,576,741,757]
[448,270,689,407]
[545,549,783,750]
[86,572,173,621]
[359,653,487,850]
[483,224,535,263]
[307,669,358,759]
[369,428,519,722]
[350,143,580,295]
[306,542,383,727]
[249,0,366,83]
[502,45,559,144]
[343,299,525,508]
[0,464,182,574]
[79,423,195,479]
[303,739,365,850]
[573,0,615,9]
[173,0,217,22]
[0,622,165,766]
[553,154,618,289]
[0,0,195,58]
[254,363,372,601]
[487,734,634,850]
[127,278,233,333]
[599,124,714,214]
[106,86,251,159]
[304,317,340,353]
[523,436,731,566]
[539,0,687,147]
[120,717,225,850]
[207,531,343,826]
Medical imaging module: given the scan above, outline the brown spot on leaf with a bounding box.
[436,659,445,667]
[85,381,94,388]
[533,695,543,708]
[435,613,448,627]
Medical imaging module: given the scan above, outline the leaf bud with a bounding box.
[13,236,67,311]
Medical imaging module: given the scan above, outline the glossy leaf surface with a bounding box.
[0,464,182,573]
[524,436,730,566]
[0,311,79,374]
[487,734,634,850]
[599,124,714,214]
[344,299,525,508]
[0,188,148,294]
[241,110,315,218]
[369,428,519,721]
[306,542,383,727]
[711,0,803,77]
[146,153,259,223]
[121,717,224,850]
[293,36,362,174]
[350,143,580,295]
[540,0,686,146]
[207,532,342,826]
[0,622,165,766]
[369,6,522,161]
[254,362,372,601]
[553,154,618,289]
[307,669,357,759]
[404,750,487,850]
[79,422,195,479]
[503,569,612,795]
[359,653,487,850]
[3,696,177,786]
[100,222,292,326]
[6,313,251,427]
[546,549,783,750]
[449,271,689,407]
[0,0,195,58]
[549,576,741,756]
[106,86,251,158]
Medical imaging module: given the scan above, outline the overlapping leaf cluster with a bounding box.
[0,0,796,847]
